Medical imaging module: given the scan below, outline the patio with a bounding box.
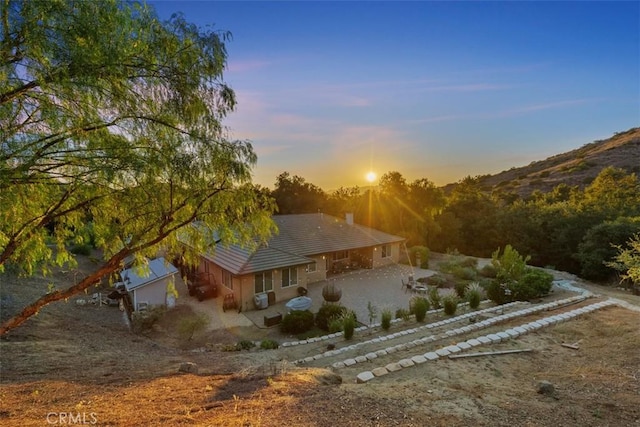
[242,263,438,329]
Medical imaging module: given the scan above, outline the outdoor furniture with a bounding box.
[412,284,428,295]
[285,296,312,313]
[401,278,412,293]
[264,312,282,327]
[222,293,238,312]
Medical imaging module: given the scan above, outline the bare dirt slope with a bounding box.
[1,256,639,426]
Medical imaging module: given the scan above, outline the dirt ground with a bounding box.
[1,254,639,426]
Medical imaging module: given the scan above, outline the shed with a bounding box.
[121,257,178,311]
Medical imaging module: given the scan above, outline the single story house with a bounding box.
[120,257,178,311]
[193,213,405,312]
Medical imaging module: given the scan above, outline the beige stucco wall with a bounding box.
[371,242,401,268]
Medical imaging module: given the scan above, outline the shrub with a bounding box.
[328,318,343,333]
[459,257,478,268]
[408,245,430,269]
[428,287,442,309]
[236,340,256,351]
[260,339,279,350]
[511,268,554,300]
[131,306,165,333]
[455,281,468,299]
[412,297,430,322]
[453,266,477,281]
[486,280,508,305]
[427,274,448,288]
[177,312,209,340]
[395,308,411,321]
[442,294,459,316]
[280,310,314,334]
[381,308,392,330]
[342,312,356,340]
[466,282,483,309]
[479,263,497,278]
[316,303,351,331]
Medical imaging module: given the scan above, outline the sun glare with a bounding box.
[366,171,377,183]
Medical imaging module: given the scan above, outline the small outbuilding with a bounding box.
[121,257,178,311]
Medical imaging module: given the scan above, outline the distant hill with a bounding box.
[449,127,640,198]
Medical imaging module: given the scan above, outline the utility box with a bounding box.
[264,312,282,327]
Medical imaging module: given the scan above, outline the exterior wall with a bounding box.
[132,277,173,310]
[306,254,328,284]
[371,242,401,268]
[236,266,309,312]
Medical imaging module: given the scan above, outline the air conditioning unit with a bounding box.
[253,293,268,310]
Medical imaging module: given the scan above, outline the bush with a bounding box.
[454,281,468,299]
[486,280,508,305]
[380,308,392,330]
[236,340,256,351]
[131,306,165,333]
[412,297,430,322]
[479,263,497,278]
[427,274,448,288]
[428,287,442,309]
[512,268,554,300]
[408,245,430,269]
[280,310,314,334]
[466,282,483,309]
[328,318,343,333]
[177,312,209,340]
[260,339,279,350]
[452,266,477,281]
[459,257,478,268]
[442,294,459,316]
[395,308,411,321]
[315,303,356,331]
[342,312,356,340]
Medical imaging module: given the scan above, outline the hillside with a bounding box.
[453,128,640,197]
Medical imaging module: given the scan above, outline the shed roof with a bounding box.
[203,213,404,276]
[121,257,178,291]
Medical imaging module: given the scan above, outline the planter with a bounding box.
[322,283,342,302]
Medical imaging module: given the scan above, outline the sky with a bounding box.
[150,1,639,191]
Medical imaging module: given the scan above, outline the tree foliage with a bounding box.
[0,0,275,334]
[607,233,640,286]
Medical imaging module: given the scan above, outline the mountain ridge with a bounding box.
[447,127,640,197]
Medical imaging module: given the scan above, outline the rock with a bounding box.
[537,380,555,396]
[179,362,199,374]
[356,371,375,383]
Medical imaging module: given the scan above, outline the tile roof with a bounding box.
[203,213,405,275]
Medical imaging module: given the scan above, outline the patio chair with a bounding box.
[401,278,412,293]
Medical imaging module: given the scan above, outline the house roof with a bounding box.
[121,257,178,292]
[203,213,405,276]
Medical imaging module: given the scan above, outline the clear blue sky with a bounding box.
[150,1,639,190]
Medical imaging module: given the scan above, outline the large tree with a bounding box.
[0,0,275,334]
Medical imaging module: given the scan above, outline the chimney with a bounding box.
[345,213,354,226]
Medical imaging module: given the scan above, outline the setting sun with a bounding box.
[366,171,377,183]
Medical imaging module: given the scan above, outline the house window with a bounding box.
[333,250,348,261]
[281,267,298,288]
[307,262,317,273]
[381,244,391,258]
[223,270,232,290]
[254,271,273,294]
